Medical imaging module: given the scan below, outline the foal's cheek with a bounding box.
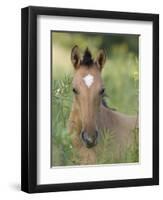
[75,97,84,114]
[76,95,84,107]
[74,95,80,105]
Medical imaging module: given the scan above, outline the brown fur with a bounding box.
[68,46,138,165]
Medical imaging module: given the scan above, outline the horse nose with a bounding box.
[81,130,98,148]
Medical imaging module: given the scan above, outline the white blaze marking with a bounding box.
[83,74,94,88]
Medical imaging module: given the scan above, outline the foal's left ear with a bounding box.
[96,49,106,71]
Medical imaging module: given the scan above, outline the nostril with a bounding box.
[81,131,92,143]
[86,135,93,144]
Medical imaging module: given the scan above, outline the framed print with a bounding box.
[21,6,159,193]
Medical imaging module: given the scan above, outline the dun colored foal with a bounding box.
[68,46,138,164]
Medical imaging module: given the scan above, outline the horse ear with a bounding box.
[96,49,106,71]
[71,45,81,69]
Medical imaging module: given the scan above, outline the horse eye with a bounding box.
[72,88,78,94]
[99,88,105,95]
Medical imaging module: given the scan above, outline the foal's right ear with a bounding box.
[96,49,106,71]
[71,45,81,69]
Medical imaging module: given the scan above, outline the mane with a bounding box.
[102,96,117,111]
[102,98,108,108]
[80,47,94,66]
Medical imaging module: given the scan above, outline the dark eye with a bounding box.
[72,88,78,95]
[99,88,105,95]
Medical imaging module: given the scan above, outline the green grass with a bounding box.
[96,128,139,164]
[51,32,139,166]
[51,52,139,166]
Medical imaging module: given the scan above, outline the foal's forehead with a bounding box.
[76,66,100,77]
[73,66,102,87]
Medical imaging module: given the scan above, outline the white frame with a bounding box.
[37,15,153,185]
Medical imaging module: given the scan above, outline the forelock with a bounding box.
[80,47,94,66]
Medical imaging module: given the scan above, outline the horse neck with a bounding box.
[99,104,138,131]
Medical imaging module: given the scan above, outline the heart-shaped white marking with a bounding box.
[83,74,94,88]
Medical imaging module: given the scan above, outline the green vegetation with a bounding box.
[51,32,139,166]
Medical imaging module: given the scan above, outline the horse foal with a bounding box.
[68,46,138,165]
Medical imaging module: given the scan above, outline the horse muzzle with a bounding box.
[81,130,99,148]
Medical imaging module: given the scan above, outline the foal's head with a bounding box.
[71,46,106,148]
